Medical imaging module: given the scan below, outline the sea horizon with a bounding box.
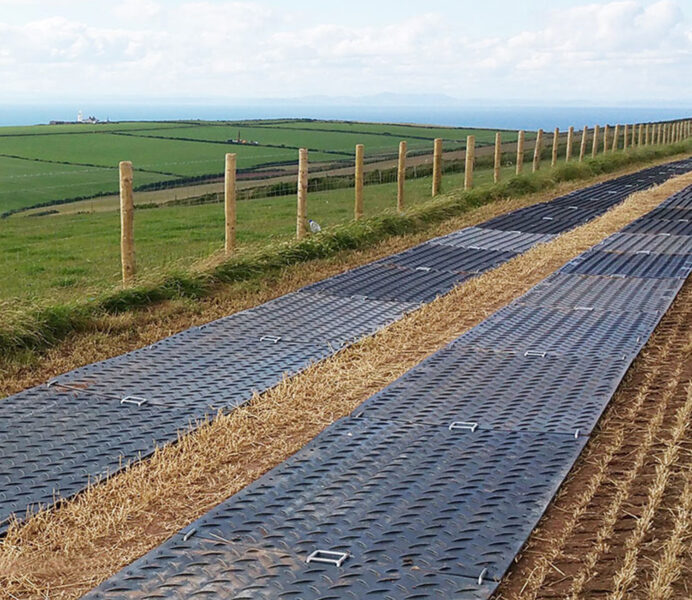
[1,103,690,131]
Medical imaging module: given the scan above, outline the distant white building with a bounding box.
[77,110,83,123]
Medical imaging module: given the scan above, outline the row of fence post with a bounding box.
[118,118,691,283]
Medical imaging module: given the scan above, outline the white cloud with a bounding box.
[0,0,689,102]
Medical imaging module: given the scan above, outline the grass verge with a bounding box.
[0,172,690,599]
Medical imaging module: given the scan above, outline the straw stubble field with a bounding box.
[0,169,690,599]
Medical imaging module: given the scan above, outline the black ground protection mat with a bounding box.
[85,417,587,599]
[561,250,692,279]
[518,272,682,313]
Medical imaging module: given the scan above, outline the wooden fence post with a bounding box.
[119,161,136,284]
[297,148,308,240]
[656,123,662,145]
[397,141,407,212]
[638,123,643,146]
[493,132,502,183]
[532,129,543,172]
[465,135,475,190]
[623,124,629,151]
[579,126,588,161]
[603,125,609,152]
[612,124,620,151]
[516,130,525,175]
[224,153,237,256]
[592,125,600,158]
[551,127,559,167]
[354,144,364,219]
[566,126,574,161]
[630,123,636,147]
[645,123,651,145]
[432,138,443,196]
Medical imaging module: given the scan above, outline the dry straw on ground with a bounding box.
[0,170,691,599]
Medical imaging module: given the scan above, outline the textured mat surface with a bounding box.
[83,177,692,599]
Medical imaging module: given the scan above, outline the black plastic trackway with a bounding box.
[80,174,692,599]
[2,159,692,598]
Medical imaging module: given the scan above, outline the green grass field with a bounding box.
[0,155,178,214]
[0,119,505,214]
[0,163,518,306]
[123,124,461,156]
[262,120,524,145]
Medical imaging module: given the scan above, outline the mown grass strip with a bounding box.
[1,142,690,360]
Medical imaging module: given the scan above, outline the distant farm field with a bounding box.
[0,119,498,214]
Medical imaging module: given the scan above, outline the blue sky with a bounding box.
[0,0,690,105]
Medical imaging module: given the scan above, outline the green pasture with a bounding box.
[261,120,527,145]
[0,155,177,214]
[0,163,517,305]
[0,133,338,177]
[127,124,465,156]
[0,119,521,215]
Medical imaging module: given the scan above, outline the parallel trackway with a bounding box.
[84,183,692,599]
[0,158,690,538]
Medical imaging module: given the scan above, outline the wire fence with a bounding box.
[1,118,690,300]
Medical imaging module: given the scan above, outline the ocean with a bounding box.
[1,103,690,131]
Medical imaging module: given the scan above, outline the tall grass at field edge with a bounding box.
[1,141,690,360]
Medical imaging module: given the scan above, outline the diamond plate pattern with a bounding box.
[454,304,660,358]
[354,345,630,434]
[84,417,586,599]
[519,273,682,313]
[661,189,692,209]
[432,227,557,253]
[562,250,692,279]
[481,211,587,234]
[0,387,215,531]
[379,243,517,274]
[51,335,331,408]
[198,291,417,346]
[595,232,692,255]
[302,263,472,303]
[644,206,692,221]
[623,218,692,236]
[87,544,497,600]
[73,161,692,600]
